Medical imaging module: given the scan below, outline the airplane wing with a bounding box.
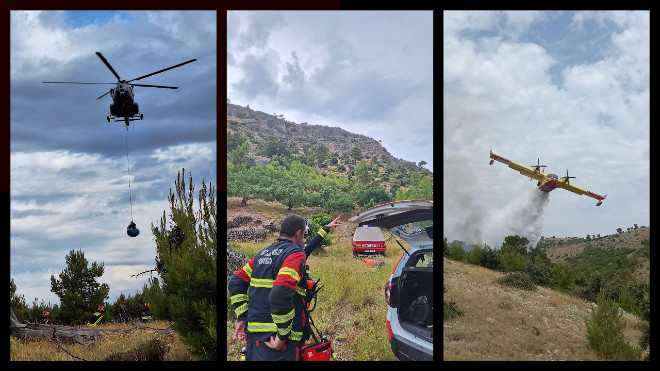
[489,150,545,182]
[555,180,607,206]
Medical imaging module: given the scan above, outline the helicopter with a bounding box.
[43,52,196,126]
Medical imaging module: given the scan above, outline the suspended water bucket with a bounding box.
[127,227,140,237]
[127,221,140,237]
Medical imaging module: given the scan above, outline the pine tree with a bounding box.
[50,249,110,325]
[151,168,217,360]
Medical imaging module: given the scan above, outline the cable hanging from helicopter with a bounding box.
[125,129,140,238]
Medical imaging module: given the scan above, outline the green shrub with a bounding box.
[502,252,526,272]
[443,284,465,321]
[585,290,642,360]
[496,272,537,291]
[526,261,554,286]
[481,247,505,271]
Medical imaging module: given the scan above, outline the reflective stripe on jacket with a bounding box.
[87,312,104,326]
[228,239,308,342]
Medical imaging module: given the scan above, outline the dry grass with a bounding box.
[226,198,402,361]
[10,321,196,361]
[443,258,647,361]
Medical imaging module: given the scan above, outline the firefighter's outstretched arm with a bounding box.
[304,216,341,257]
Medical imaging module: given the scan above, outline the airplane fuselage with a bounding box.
[537,174,560,192]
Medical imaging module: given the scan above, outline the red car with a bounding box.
[351,225,386,256]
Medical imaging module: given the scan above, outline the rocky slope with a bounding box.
[227,103,399,162]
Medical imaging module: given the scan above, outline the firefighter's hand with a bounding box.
[264,334,285,350]
[327,215,341,228]
[232,320,247,345]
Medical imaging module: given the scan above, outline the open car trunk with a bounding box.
[397,266,433,343]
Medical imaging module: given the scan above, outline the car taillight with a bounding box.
[384,281,392,306]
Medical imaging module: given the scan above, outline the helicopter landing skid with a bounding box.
[107,114,143,124]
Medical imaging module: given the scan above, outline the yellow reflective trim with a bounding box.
[230,294,249,304]
[317,228,327,238]
[247,322,278,332]
[88,313,103,326]
[272,308,295,324]
[290,330,303,341]
[250,278,274,288]
[242,263,253,278]
[278,267,300,282]
[277,323,292,336]
[234,302,247,317]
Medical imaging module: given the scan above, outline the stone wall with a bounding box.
[226,214,277,242]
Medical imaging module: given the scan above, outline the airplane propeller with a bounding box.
[562,170,576,185]
[531,158,547,171]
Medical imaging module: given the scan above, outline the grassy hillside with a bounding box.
[443,258,647,361]
[226,197,405,361]
[541,227,650,283]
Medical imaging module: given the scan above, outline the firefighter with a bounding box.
[229,214,341,361]
[41,310,52,325]
[87,305,105,326]
[140,302,153,322]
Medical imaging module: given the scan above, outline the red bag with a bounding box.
[299,340,333,361]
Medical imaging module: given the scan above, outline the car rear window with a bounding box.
[406,251,433,268]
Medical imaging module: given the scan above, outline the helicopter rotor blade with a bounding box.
[97,90,112,100]
[131,83,179,89]
[43,81,117,85]
[96,52,122,81]
[127,59,197,83]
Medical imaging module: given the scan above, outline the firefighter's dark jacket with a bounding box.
[229,226,329,342]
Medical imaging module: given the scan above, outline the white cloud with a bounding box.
[228,11,433,172]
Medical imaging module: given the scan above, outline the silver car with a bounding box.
[349,200,433,361]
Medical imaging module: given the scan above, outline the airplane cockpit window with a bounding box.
[548,174,558,179]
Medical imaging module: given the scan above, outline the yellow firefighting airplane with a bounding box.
[489,150,607,206]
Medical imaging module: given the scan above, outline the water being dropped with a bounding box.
[484,188,550,249]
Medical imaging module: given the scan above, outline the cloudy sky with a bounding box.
[227,11,434,172]
[10,11,216,307]
[444,11,649,249]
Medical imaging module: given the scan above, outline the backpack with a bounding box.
[405,295,430,325]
